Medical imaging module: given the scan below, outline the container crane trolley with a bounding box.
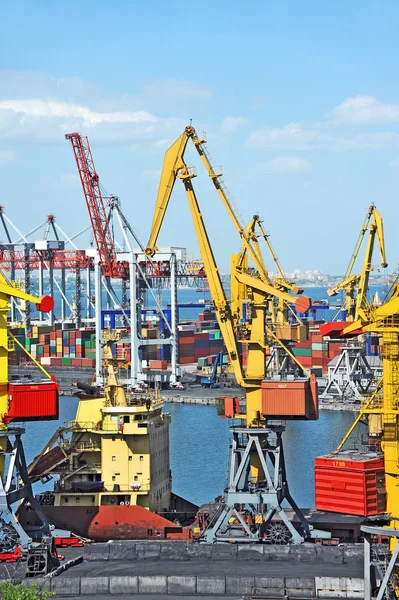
[146,124,329,544]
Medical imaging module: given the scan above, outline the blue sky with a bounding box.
[1,0,399,274]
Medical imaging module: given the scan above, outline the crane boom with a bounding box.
[145,125,325,546]
[328,205,387,321]
[145,127,311,399]
[65,133,123,278]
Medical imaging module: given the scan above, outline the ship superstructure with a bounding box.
[20,331,191,540]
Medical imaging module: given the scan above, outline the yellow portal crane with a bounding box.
[145,125,328,544]
[146,125,302,332]
[0,275,54,471]
[0,273,55,553]
[343,293,399,531]
[233,214,305,332]
[328,205,387,321]
[339,291,399,595]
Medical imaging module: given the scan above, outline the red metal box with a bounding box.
[314,451,385,516]
[6,381,59,423]
[261,376,318,420]
[216,396,240,418]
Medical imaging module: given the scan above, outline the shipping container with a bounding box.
[6,380,59,422]
[261,376,318,420]
[215,396,240,418]
[315,451,385,516]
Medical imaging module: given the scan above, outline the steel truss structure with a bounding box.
[362,523,399,600]
[322,345,375,401]
[0,427,52,552]
[201,426,330,544]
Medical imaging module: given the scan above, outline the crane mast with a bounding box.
[328,205,387,321]
[334,292,399,595]
[65,133,125,279]
[146,125,328,545]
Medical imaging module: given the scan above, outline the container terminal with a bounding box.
[0,125,397,599]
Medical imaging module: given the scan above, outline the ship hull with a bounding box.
[20,504,191,541]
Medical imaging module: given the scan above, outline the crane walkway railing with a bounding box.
[371,546,397,600]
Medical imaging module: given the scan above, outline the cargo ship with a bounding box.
[19,330,196,541]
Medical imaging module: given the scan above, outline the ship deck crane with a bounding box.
[145,125,328,544]
[327,205,387,322]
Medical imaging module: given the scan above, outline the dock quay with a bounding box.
[3,541,364,598]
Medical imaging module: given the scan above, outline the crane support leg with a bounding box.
[0,429,52,552]
[201,426,330,544]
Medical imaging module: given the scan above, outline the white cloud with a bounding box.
[256,157,312,173]
[247,123,399,153]
[0,150,15,162]
[328,95,399,125]
[390,157,399,168]
[0,71,197,144]
[220,116,249,133]
[0,99,157,127]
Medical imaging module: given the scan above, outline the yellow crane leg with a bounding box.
[0,294,11,475]
[381,331,399,550]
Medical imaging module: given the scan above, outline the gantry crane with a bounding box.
[65,133,128,279]
[0,274,57,554]
[327,205,387,322]
[146,125,328,544]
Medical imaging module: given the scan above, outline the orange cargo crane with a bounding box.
[65,133,127,279]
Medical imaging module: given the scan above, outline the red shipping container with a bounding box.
[216,396,240,418]
[194,332,209,340]
[261,376,318,420]
[50,332,56,340]
[72,359,82,367]
[81,358,95,367]
[295,341,312,349]
[6,381,59,423]
[298,356,312,366]
[51,358,62,366]
[315,452,385,516]
[149,360,167,370]
[311,334,323,342]
[56,330,63,338]
[179,337,195,345]
[179,356,195,364]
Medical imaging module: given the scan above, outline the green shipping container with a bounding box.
[312,342,328,350]
[61,357,72,366]
[37,346,44,355]
[293,348,312,357]
[86,351,96,359]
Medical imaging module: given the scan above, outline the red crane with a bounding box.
[65,133,126,278]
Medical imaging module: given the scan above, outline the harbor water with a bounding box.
[22,396,360,510]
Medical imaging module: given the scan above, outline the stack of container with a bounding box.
[179,330,195,364]
[8,324,97,368]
